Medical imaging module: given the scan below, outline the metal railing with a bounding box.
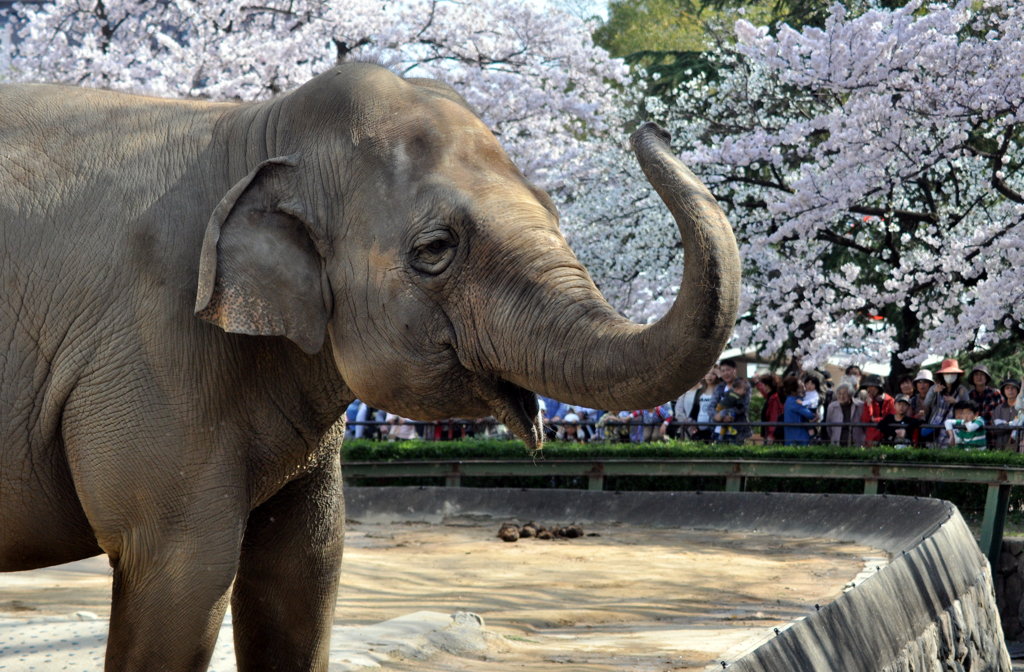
[344,418,1024,448]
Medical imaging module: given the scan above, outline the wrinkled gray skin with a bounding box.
[0,62,740,670]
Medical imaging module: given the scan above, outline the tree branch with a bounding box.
[848,205,937,224]
[815,228,877,257]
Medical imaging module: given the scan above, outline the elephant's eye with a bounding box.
[411,229,458,276]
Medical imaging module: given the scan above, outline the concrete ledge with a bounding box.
[345,487,1011,671]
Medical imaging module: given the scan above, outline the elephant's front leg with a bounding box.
[231,454,345,672]
[103,505,246,671]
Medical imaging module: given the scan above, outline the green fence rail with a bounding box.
[343,457,1020,566]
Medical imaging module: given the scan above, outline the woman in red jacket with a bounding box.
[754,373,784,444]
[860,374,895,446]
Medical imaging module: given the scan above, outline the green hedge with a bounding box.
[341,438,1024,467]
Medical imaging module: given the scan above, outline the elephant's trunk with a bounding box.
[495,123,741,411]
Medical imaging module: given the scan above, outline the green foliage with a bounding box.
[594,0,712,56]
[342,438,1024,466]
[593,0,830,103]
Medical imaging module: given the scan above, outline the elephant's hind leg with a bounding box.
[231,455,344,672]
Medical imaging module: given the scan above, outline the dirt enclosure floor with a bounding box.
[0,518,883,671]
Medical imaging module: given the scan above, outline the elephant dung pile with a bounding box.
[496,521,589,542]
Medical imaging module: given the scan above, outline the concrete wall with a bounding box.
[345,487,1011,671]
[996,538,1024,641]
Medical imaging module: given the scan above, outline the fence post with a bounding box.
[864,466,880,495]
[980,482,1010,567]
[445,464,461,488]
[725,463,744,492]
[588,464,605,491]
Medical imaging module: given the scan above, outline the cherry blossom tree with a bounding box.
[11,0,1020,377]
[4,0,629,194]
[658,0,1024,373]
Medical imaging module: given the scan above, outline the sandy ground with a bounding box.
[0,518,883,671]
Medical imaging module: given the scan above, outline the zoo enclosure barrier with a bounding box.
[341,419,1024,568]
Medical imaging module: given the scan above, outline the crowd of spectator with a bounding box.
[668,358,1024,451]
[340,357,1024,451]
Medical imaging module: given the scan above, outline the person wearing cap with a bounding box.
[991,379,1023,452]
[878,394,924,447]
[859,374,894,446]
[923,359,969,446]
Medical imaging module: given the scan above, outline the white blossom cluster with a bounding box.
[4,0,629,194]
[661,0,1024,369]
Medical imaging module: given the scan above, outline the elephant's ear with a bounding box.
[195,156,330,355]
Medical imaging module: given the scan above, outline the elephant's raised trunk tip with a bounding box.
[517,121,741,413]
[631,121,672,147]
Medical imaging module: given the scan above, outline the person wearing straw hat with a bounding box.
[966,363,1004,422]
[923,358,969,446]
[966,363,1004,448]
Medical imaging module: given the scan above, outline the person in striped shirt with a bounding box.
[944,400,987,450]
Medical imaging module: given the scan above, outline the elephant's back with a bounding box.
[0,84,229,441]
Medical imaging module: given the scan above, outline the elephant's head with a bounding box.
[195,62,740,449]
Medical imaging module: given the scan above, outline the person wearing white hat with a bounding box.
[557,411,583,442]
[910,369,934,421]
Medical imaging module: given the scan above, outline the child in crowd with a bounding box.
[800,374,821,413]
[714,378,750,443]
[557,411,584,442]
[878,394,924,447]
[596,410,632,443]
[800,373,822,441]
[944,400,987,450]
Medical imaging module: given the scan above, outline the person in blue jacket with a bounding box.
[782,375,817,445]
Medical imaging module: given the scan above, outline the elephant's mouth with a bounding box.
[469,376,543,451]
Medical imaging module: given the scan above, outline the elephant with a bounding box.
[0,61,740,670]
